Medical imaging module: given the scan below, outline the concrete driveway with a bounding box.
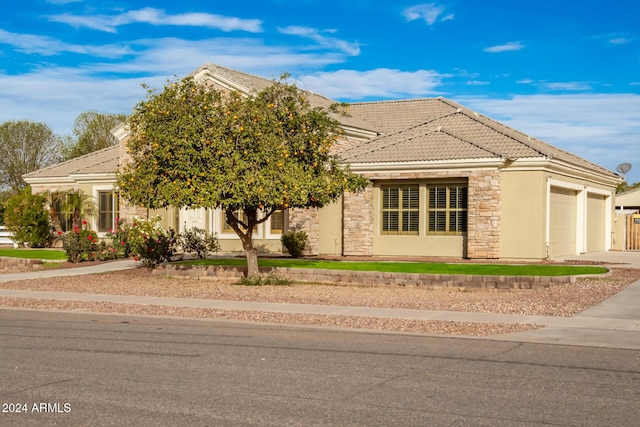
[554,250,640,268]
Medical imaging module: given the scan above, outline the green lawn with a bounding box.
[0,248,67,260]
[181,258,608,276]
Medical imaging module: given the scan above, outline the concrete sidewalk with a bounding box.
[0,254,639,349]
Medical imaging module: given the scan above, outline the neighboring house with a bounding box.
[612,187,640,251]
[24,63,622,259]
[615,187,640,211]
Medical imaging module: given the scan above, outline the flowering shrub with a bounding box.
[180,227,221,259]
[126,216,178,267]
[61,225,98,263]
[104,217,133,259]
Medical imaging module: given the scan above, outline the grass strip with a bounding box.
[0,249,67,260]
[180,258,608,276]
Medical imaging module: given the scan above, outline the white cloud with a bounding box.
[278,26,360,56]
[465,80,490,86]
[609,37,631,45]
[49,7,263,33]
[456,93,640,183]
[0,36,356,136]
[296,68,447,99]
[46,0,82,4]
[403,3,453,26]
[483,42,524,53]
[0,29,133,58]
[543,82,593,91]
[517,78,593,91]
[0,68,146,136]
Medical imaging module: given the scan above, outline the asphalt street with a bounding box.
[1,310,639,426]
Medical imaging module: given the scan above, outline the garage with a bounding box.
[549,186,577,257]
[587,193,606,252]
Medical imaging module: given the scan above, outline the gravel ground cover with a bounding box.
[0,263,638,336]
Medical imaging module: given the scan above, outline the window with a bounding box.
[223,209,257,233]
[270,209,285,234]
[53,198,72,232]
[381,186,419,235]
[427,185,467,235]
[98,191,119,232]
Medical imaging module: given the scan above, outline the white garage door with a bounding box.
[587,193,606,252]
[549,187,577,257]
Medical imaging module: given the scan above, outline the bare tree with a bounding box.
[61,110,127,160]
[0,120,62,192]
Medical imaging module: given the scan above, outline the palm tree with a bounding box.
[46,190,96,232]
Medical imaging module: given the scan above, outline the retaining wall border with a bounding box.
[154,264,577,290]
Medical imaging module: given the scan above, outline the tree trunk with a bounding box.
[225,207,261,278]
[245,247,259,278]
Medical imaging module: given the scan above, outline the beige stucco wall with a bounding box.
[499,170,547,259]
[500,167,617,259]
[318,199,343,255]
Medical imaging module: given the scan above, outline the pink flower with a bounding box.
[108,228,113,233]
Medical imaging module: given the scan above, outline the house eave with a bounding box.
[347,158,505,173]
[507,158,622,187]
[25,173,116,186]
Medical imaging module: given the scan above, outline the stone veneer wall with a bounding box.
[343,187,374,256]
[352,169,501,259]
[118,136,149,219]
[288,207,320,255]
[466,170,501,258]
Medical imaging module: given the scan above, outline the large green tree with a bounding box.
[0,120,62,192]
[61,110,127,160]
[117,76,368,276]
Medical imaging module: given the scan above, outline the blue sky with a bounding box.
[2,0,640,183]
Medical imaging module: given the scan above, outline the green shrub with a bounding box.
[4,188,51,248]
[236,272,291,286]
[280,230,307,258]
[61,224,98,263]
[180,227,220,259]
[127,216,178,267]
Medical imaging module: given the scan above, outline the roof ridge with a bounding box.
[437,98,550,157]
[435,127,505,158]
[199,63,340,103]
[348,98,438,107]
[340,111,459,159]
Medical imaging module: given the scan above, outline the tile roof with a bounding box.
[342,97,619,178]
[193,64,377,133]
[24,65,619,183]
[23,145,119,180]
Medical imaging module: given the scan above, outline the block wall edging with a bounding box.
[154,264,576,290]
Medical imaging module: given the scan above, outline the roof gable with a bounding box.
[191,64,377,135]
